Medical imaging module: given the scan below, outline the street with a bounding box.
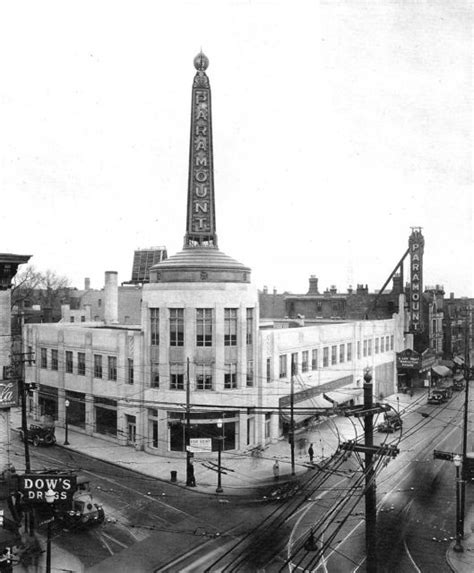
[9,390,471,572]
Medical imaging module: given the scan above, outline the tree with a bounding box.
[11,266,71,311]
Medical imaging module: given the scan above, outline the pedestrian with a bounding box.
[308,443,314,463]
[273,460,280,481]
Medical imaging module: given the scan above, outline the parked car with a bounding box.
[18,423,56,447]
[377,411,402,433]
[427,391,444,405]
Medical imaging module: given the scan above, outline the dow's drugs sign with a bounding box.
[19,474,77,505]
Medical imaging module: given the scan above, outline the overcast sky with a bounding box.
[1,0,472,296]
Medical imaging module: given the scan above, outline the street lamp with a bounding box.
[64,399,70,445]
[45,488,56,573]
[216,418,224,493]
[453,454,464,553]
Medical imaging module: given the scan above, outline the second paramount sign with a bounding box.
[19,474,77,504]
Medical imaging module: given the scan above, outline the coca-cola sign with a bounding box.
[0,381,17,408]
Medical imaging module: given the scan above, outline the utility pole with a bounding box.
[185,357,194,486]
[363,370,377,573]
[290,359,295,476]
[340,369,399,573]
[460,312,471,537]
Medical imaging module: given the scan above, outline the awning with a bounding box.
[439,360,454,369]
[454,373,465,382]
[453,356,465,366]
[323,387,363,406]
[280,395,333,423]
[432,365,452,378]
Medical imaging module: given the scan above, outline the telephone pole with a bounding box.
[460,312,471,538]
[290,363,295,476]
[340,369,399,572]
[185,357,194,486]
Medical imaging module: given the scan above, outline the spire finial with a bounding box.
[194,51,209,71]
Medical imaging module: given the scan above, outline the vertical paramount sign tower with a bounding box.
[408,227,424,332]
[185,51,217,248]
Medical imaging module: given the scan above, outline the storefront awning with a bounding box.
[323,387,363,406]
[280,394,333,423]
[454,373,465,382]
[432,365,452,378]
[453,356,465,366]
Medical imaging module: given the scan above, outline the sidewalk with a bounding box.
[446,497,474,572]
[9,389,423,496]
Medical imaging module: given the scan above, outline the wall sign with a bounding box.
[0,381,17,409]
[409,228,424,332]
[19,474,77,505]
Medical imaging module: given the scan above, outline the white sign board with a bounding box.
[189,438,212,453]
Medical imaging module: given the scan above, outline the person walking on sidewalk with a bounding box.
[273,460,280,481]
[308,443,314,463]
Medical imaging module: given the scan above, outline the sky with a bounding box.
[1,0,472,296]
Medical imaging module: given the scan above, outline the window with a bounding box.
[311,349,318,370]
[170,363,184,390]
[66,351,73,373]
[246,308,253,345]
[224,308,237,346]
[78,353,86,376]
[323,347,329,367]
[380,336,385,352]
[375,338,379,354]
[41,348,47,369]
[266,358,271,382]
[347,342,352,362]
[279,355,287,378]
[169,309,184,347]
[151,363,160,388]
[94,355,103,378]
[302,351,309,372]
[386,335,390,351]
[108,356,117,381]
[196,308,212,346]
[196,364,213,390]
[51,349,58,371]
[224,363,237,389]
[357,341,361,359]
[70,317,75,323]
[150,308,159,346]
[368,340,372,356]
[81,316,85,323]
[148,409,159,448]
[339,344,345,363]
[363,340,368,357]
[390,335,394,350]
[331,345,337,365]
[127,358,134,384]
[247,360,254,387]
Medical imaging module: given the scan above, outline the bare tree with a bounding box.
[11,266,71,310]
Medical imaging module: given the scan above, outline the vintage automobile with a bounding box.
[55,474,105,529]
[18,423,56,447]
[377,411,402,433]
[427,391,445,405]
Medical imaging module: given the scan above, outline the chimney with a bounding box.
[450,292,454,299]
[307,275,319,295]
[348,285,353,295]
[330,285,337,295]
[392,274,402,294]
[104,271,119,325]
[273,287,277,295]
[84,277,91,290]
[263,286,268,294]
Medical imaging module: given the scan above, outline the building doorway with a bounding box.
[126,415,136,446]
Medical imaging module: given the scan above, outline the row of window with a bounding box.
[38,347,252,391]
[150,307,254,347]
[150,360,254,390]
[40,348,134,384]
[276,335,394,379]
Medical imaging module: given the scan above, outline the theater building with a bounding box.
[24,54,406,455]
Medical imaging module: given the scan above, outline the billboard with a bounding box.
[0,381,17,409]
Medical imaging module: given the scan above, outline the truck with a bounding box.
[53,474,105,529]
[377,411,402,433]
